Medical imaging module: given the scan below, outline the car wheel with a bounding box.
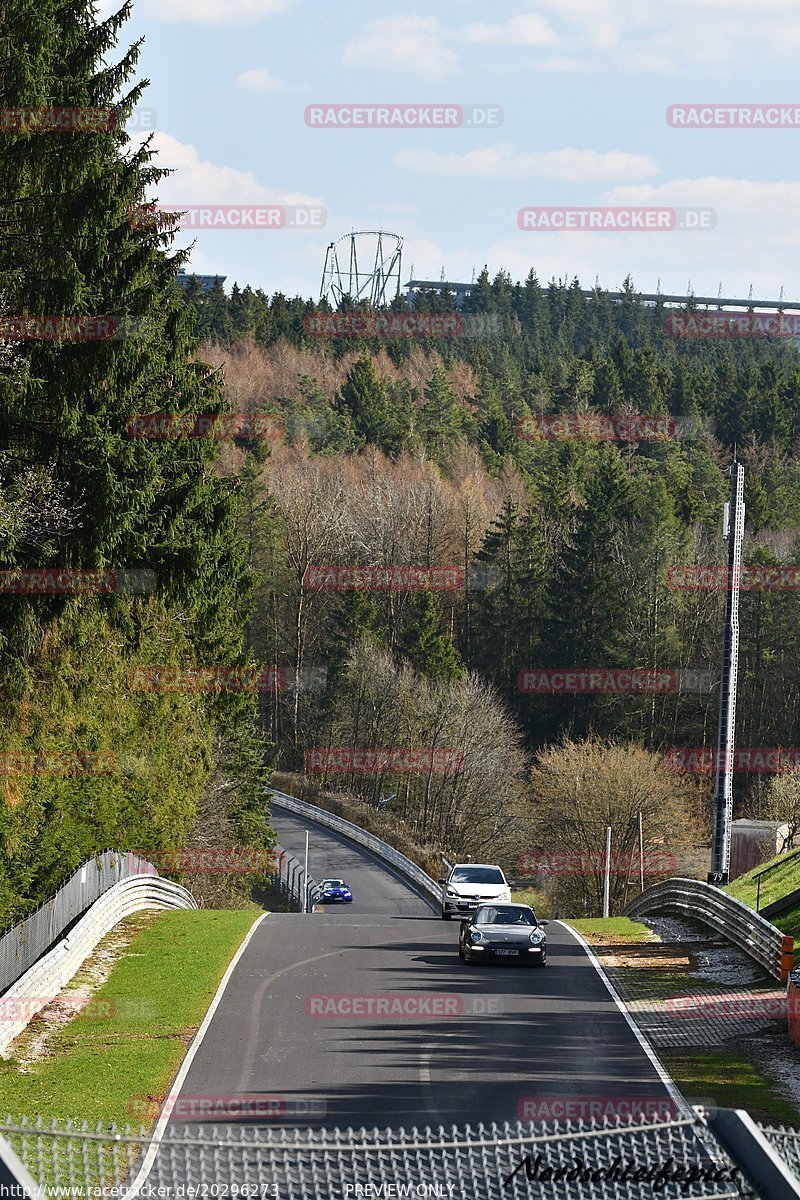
[441,911,451,921]
[462,947,472,963]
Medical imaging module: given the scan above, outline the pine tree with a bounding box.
[396,590,462,682]
[337,356,403,454]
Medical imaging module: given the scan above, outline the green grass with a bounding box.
[726,851,800,919]
[665,1050,800,1126]
[511,887,548,916]
[562,917,657,943]
[0,909,258,1126]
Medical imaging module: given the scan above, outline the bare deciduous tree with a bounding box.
[520,737,705,916]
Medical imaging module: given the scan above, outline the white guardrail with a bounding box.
[0,875,196,1056]
[625,876,795,984]
[267,789,443,909]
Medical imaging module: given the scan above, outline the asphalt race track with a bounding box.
[165,802,680,1133]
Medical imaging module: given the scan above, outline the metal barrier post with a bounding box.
[704,1108,800,1199]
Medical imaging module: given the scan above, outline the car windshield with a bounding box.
[476,906,536,926]
[451,866,504,884]
[322,880,345,887]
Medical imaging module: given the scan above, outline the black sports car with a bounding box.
[458,903,548,965]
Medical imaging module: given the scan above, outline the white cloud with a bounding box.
[342,17,458,80]
[395,146,659,183]
[236,68,284,91]
[535,56,593,72]
[132,132,322,206]
[459,15,557,46]
[135,0,292,24]
[531,0,800,68]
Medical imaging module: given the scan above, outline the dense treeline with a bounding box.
[190,280,800,847]
[0,0,273,925]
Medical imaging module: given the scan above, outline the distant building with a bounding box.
[405,279,472,309]
[175,268,226,294]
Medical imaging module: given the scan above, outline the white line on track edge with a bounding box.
[124,911,270,1197]
[555,920,693,1120]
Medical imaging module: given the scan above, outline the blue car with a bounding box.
[320,878,353,903]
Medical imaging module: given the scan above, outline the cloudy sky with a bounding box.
[108,0,800,303]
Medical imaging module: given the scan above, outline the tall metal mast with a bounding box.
[709,461,745,885]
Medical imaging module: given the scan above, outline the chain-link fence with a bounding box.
[0,851,156,994]
[3,1111,795,1199]
[264,845,321,912]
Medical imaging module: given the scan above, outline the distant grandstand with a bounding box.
[404,278,800,315]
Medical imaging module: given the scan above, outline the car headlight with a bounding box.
[470,930,483,943]
[529,930,545,945]
[446,887,460,896]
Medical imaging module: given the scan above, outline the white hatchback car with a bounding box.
[439,863,512,920]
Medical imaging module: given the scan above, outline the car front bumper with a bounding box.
[467,942,546,961]
[443,897,511,917]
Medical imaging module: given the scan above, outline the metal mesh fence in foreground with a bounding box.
[4,1112,796,1200]
[759,1126,800,1179]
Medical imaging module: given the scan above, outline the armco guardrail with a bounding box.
[626,877,795,983]
[267,844,322,912]
[0,849,158,993]
[0,875,196,1056]
[267,789,442,909]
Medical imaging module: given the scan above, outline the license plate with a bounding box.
[496,949,518,956]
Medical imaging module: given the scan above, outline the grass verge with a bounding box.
[510,887,548,916]
[0,909,258,1127]
[563,917,658,943]
[663,1049,800,1126]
